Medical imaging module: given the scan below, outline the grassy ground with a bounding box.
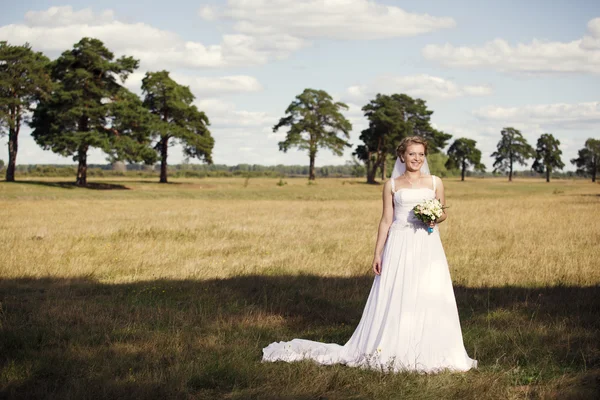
[0,176,599,399]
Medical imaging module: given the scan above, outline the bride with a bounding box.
[262,136,477,373]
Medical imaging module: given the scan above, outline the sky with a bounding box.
[1,0,599,170]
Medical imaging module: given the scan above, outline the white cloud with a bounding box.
[581,18,600,50]
[125,72,263,97]
[423,17,600,74]
[194,99,274,129]
[344,74,492,102]
[473,102,600,129]
[219,33,306,65]
[24,6,115,27]
[200,0,455,40]
[0,6,303,69]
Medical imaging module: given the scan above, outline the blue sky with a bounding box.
[1,0,599,170]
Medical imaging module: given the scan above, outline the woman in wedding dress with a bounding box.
[262,136,477,373]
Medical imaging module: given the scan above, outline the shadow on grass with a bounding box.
[114,180,188,185]
[0,275,599,399]
[8,180,131,190]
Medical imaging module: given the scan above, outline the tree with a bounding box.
[354,93,451,184]
[274,88,352,180]
[0,159,4,171]
[445,138,486,181]
[356,94,404,183]
[427,153,450,177]
[571,138,600,182]
[141,70,213,183]
[491,127,534,181]
[0,41,52,182]
[30,37,150,186]
[105,88,159,166]
[532,133,564,183]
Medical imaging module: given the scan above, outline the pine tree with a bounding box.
[491,127,534,181]
[571,138,600,182]
[354,93,451,183]
[532,133,564,182]
[31,38,148,185]
[141,70,213,183]
[274,88,352,181]
[445,138,486,181]
[0,41,52,182]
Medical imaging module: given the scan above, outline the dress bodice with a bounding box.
[390,176,437,231]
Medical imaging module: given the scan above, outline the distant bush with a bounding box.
[20,165,77,177]
[11,162,584,180]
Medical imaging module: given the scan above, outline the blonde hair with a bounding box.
[396,136,429,160]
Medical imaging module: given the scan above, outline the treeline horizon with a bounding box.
[3,161,588,180]
[1,38,599,185]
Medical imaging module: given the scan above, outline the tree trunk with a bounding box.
[76,146,88,186]
[381,157,386,181]
[593,156,597,183]
[308,150,316,181]
[367,166,377,184]
[159,136,169,183]
[368,137,383,184]
[509,158,513,182]
[461,159,466,182]
[367,151,384,184]
[5,105,20,182]
[366,156,377,184]
[366,154,373,184]
[6,126,19,182]
[546,168,550,183]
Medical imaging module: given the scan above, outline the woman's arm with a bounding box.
[372,179,394,275]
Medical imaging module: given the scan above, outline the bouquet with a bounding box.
[413,199,446,233]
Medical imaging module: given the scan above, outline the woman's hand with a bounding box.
[372,256,382,275]
[428,220,436,229]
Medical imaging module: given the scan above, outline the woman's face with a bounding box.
[403,144,426,172]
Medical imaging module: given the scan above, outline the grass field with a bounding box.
[1,176,599,399]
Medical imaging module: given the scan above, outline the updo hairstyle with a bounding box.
[396,136,429,162]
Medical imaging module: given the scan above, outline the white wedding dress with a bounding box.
[262,175,477,373]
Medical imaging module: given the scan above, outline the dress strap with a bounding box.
[390,178,396,193]
[432,175,436,192]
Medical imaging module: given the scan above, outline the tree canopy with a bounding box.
[491,127,534,181]
[30,37,149,185]
[274,88,351,180]
[571,138,600,182]
[0,41,52,182]
[141,70,213,183]
[532,133,564,182]
[445,138,485,181]
[354,93,451,183]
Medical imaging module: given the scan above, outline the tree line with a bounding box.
[0,38,213,185]
[1,38,599,185]
[7,161,586,180]
[274,90,599,183]
[5,162,370,179]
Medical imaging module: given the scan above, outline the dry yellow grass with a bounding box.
[1,176,599,399]
[1,177,598,286]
